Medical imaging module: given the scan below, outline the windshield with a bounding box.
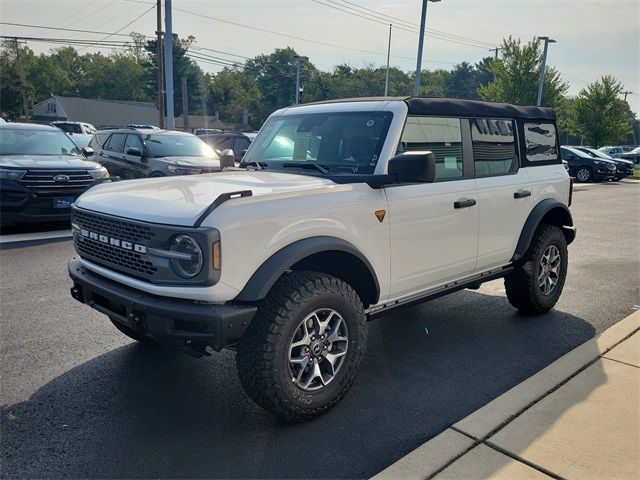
[53,123,82,134]
[244,112,393,174]
[581,148,611,159]
[144,133,217,158]
[0,128,83,156]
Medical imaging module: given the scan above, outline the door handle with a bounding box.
[454,198,477,209]
[514,190,532,199]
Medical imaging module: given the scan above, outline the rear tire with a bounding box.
[236,271,367,422]
[110,318,159,345]
[505,224,568,314]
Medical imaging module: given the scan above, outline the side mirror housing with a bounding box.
[126,147,142,157]
[81,147,94,157]
[387,151,437,183]
[220,148,236,170]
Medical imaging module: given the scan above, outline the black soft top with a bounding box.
[301,96,556,121]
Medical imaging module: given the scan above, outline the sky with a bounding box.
[1,0,639,113]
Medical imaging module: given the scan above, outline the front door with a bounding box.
[385,116,479,300]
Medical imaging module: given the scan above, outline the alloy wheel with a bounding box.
[538,245,561,295]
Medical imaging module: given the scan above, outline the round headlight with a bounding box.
[169,235,203,278]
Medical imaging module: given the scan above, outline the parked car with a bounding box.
[89,128,233,179]
[0,123,108,227]
[561,146,617,182]
[597,146,627,158]
[69,97,575,420]
[51,121,96,135]
[573,146,634,180]
[199,132,257,163]
[621,146,640,164]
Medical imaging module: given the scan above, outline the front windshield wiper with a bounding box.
[242,160,267,170]
[282,162,330,174]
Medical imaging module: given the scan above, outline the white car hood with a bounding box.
[75,170,337,226]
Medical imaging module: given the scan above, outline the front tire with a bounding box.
[505,224,568,314]
[236,271,367,422]
[575,167,592,183]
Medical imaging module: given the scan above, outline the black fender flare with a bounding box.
[512,199,575,262]
[235,236,380,303]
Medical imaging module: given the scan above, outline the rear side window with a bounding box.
[104,133,126,153]
[471,118,517,177]
[398,116,463,181]
[524,122,558,162]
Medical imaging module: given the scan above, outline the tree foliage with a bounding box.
[569,76,632,147]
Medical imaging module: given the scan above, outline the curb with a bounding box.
[372,309,640,480]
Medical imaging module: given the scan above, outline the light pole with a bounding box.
[536,36,556,106]
[414,0,441,97]
[384,24,392,96]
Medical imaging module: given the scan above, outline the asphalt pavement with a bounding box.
[1,180,639,479]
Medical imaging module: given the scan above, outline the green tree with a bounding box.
[569,76,632,147]
[479,36,568,107]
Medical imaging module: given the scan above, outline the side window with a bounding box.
[471,118,517,177]
[234,136,251,153]
[398,116,463,181]
[124,134,144,153]
[524,122,558,162]
[104,133,126,153]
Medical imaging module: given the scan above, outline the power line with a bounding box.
[78,3,156,51]
[0,21,137,38]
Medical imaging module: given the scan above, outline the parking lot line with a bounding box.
[0,229,72,244]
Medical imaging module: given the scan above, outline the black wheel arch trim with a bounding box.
[512,199,575,262]
[235,236,380,304]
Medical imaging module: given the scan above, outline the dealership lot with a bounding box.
[1,180,639,479]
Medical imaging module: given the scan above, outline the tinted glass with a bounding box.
[89,133,108,149]
[144,133,216,157]
[235,137,251,153]
[124,134,144,153]
[245,112,393,174]
[0,128,82,156]
[524,122,558,162]
[471,118,517,177]
[398,116,463,181]
[105,133,126,153]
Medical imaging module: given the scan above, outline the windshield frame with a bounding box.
[0,127,85,157]
[243,111,394,175]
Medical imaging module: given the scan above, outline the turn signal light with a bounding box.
[212,241,221,270]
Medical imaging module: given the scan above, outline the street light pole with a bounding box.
[295,56,301,105]
[536,36,556,107]
[164,0,174,129]
[414,0,441,97]
[384,24,392,96]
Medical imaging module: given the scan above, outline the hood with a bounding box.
[611,158,634,165]
[155,156,221,167]
[0,154,100,169]
[75,170,337,226]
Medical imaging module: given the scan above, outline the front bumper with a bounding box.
[68,258,256,352]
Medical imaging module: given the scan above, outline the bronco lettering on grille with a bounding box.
[80,228,147,254]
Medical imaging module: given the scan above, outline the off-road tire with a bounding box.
[505,224,568,314]
[110,317,159,345]
[236,271,367,422]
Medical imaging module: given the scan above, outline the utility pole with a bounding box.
[295,56,302,104]
[163,0,174,129]
[13,38,29,118]
[489,47,501,60]
[181,75,189,131]
[536,36,556,107]
[384,24,392,96]
[414,0,441,97]
[621,91,633,102]
[156,0,164,128]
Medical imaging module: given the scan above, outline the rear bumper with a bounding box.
[68,258,257,351]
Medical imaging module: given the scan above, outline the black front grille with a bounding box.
[21,169,94,189]
[72,209,158,280]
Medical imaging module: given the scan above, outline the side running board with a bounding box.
[193,190,253,227]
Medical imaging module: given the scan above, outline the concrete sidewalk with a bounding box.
[373,310,640,480]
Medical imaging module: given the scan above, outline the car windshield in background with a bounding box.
[54,123,82,134]
[0,128,82,156]
[144,133,216,157]
[244,112,393,174]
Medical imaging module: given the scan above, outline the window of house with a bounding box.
[397,116,464,181]
[524,122,558,162]
[471,118,517,177]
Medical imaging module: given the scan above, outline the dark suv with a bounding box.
[0,123,108,227]
[560,146,617,182]
[198,132,257,163]
[89,128,231,179]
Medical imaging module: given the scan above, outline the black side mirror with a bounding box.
[388,151,436,183]
[81,147,94,157]
[126,147,142,157]
[220,148,236,170]
[240,149,247,158]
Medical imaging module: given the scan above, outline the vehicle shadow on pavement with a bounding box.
[1,289,598,479]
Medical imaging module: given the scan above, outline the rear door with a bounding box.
[100,133,128,178]
[472,118,533,271]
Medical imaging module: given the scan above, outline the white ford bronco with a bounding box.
[69,97,575,421]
